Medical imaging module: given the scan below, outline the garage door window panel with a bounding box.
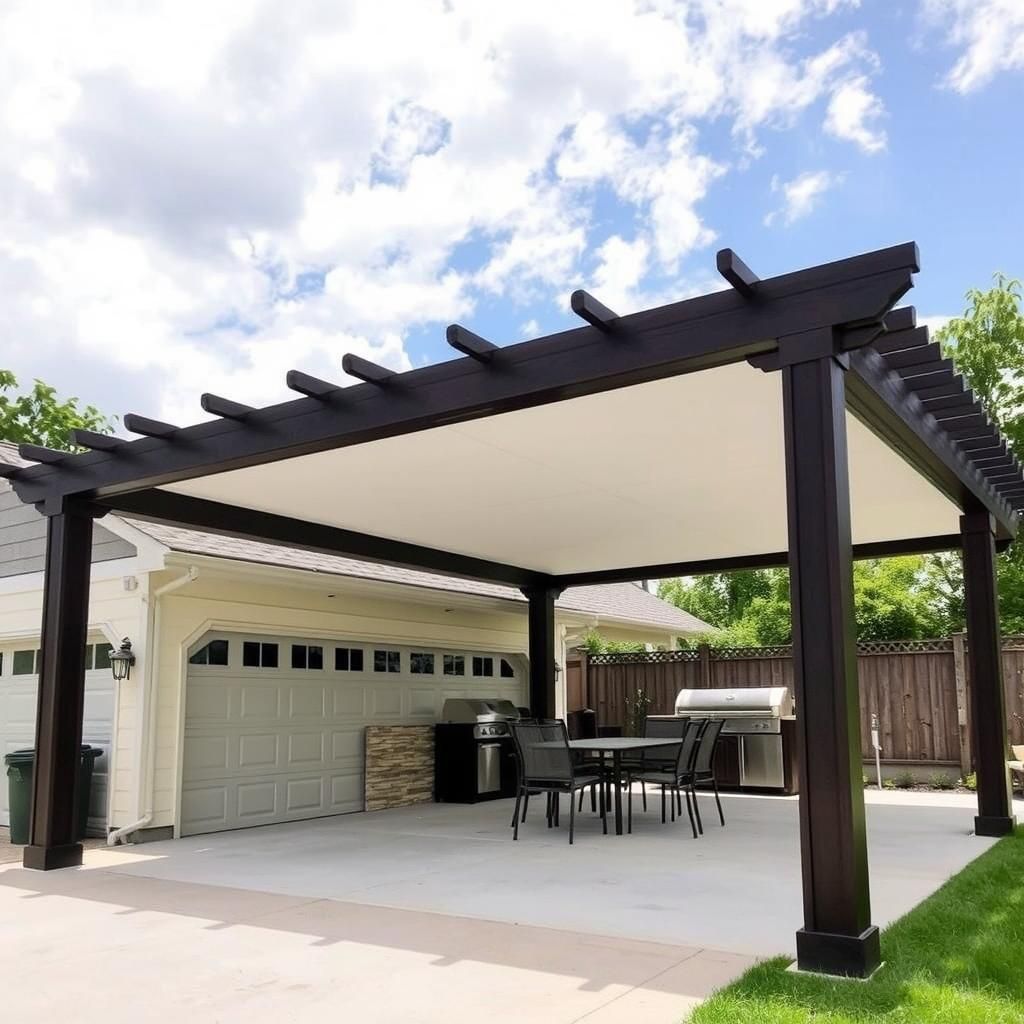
[374,649,401,673]
[443,654,465,676]
[291,644,324,670]
[334,647,364,671]
[243,641,279,668]
[12,649,39,675]
[410,652,435,674]
[189,640,229,666]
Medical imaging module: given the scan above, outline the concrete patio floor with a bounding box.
[1,789,1017,1024]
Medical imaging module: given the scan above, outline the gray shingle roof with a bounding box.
[0,441,711,634]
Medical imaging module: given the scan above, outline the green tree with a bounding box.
[936,274,1024,451]
[933,273,1024,633]
[661,558,946,646]
[0,371,114,451]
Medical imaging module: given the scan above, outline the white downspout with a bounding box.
[108,566,198,846]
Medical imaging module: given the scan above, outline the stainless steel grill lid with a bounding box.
[674,686,792,717]
[441,698,522,724]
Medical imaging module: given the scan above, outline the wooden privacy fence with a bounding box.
[577,635,1024,773]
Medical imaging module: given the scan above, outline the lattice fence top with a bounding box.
[857,638,953,655]
[714,645,792,659]
[587,649,701,665]
[584,637,981,665]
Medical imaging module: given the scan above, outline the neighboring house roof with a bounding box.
[0,441,711,635]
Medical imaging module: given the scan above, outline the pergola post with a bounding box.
[523,585,560,719]
[782,343,880,977]
[23,501,95,871]
[960,510,1016,837]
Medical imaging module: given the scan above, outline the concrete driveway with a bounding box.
[0,790,1011,1023]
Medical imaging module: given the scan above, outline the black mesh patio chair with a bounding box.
[510,719,606,844]
[684,718,726,832]
[625,719,706,838]
[510,719,605,827]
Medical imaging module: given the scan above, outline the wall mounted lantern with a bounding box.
[109,638,136,682]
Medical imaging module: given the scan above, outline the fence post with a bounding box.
[952,631,972,778]
[698,643,712,688]
[580,651,590,709]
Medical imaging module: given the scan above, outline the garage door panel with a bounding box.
[240,685,280,720]
[184,735,231,772]
[408,688,437,717]
[287,731,324,765]
[238,733,279,769]
[237,781,279,820]
[332,687,365,716]
[330,727,363,761]
[289,687,326,719]
[181,786,229,830]
[330,771,363,810]
[285,776,323,813]
[188,686,232,722]
[181,633,525,836]
[371,688,402,716]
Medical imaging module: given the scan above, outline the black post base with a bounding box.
[796,925,881,978]
[22,843,83,871]
[975,814,1017,837]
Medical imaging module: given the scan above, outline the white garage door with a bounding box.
[0,639,115,832]
[181,631,526,836]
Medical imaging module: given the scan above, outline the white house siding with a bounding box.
[0,567,148,831]
[127,564,678,836]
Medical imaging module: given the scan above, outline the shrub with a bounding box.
[962,771,978,791]
[893,770,916,789]
[882,778,897,790]
[928,772,955,790]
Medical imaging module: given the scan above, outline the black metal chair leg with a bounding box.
[676,788,683,816]
[601,783,608,834]
[579,788,585,812]
[713,778,725,825]
[569,789,575,845]
[670,786,676,822]
[513,789,522,840]
[691,784,704,834]
[590,783,597,812]
[641,781,647,812]
[522,791,529,823]
[661,785,666,823]
[683,788,699,839]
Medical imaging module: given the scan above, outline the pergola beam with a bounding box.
[555,534,965,589]
[8,242,921,508]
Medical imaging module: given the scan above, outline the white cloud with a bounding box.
[764,170,842,226]
[922,0,1024,93]
[0,0,883,425]
[591,235,651,311]
[825,75,887,152]
[918,314,955,337]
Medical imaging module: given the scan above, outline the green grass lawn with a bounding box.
[690,826,1024,1024]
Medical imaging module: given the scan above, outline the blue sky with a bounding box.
[0,1,1021,425]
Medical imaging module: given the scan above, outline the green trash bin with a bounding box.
[5,745,103,845]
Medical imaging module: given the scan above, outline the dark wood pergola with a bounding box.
[3,241,1019,978]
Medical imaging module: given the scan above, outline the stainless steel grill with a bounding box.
[440,698,521,738]
[674,686,792,735]
[435,698,522,804]
[670,686,795,790]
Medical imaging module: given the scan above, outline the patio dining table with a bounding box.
[535,737,682,836]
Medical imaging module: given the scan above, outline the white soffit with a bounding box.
[163,361,961,575]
